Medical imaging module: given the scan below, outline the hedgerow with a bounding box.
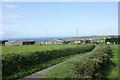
[2,44,95,79]
[73,45,112,79]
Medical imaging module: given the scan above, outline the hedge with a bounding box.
[73,45,112,78]
[2,44,95,78]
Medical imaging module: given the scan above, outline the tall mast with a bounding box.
[76,28,79,44]
[76,28,78,38]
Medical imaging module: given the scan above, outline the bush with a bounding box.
[2,44,95,79]
[73,45,112,79]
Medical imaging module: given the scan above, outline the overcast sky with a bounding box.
[1,2,118,39]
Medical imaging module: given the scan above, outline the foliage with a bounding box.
[100,44,118,78]
[105,37,120,44]
[2,44,95,80]
[63,36,108,41]
[73,45,112,78]
[44,45,112,79]
[2,44,77,54]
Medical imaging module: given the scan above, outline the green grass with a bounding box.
[8,53,82,79]
[63,36,108,41]
[43,55,79,78]
[109,44,118,77]
[2,44,77,54]
[43,44,113,78]
[101,44,118,78]
[3,44,94,80]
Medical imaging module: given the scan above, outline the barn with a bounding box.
[0,40,8,46]
[5,40,35,46]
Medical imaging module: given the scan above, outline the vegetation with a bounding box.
[105,37,120,44]
[2,44,77,54]
[43,45,112,79]
[2,44,95,80]
[63,36,109,41]
[100,44,118,78]
[5,53,82,80]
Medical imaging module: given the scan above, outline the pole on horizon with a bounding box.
[76,28,78,38]
[76,28,78,45]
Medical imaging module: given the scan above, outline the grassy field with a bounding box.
[44,44,119,79]
[8,52,83,79]
[63,36,109,41]
[2,44,77,54]
[2,44,95,80]
[3,44,118,79]
[43,44,119,78]
[43,44,112,78]
[109,44,118,78]
[101,44,118,78]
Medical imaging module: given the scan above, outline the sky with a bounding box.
[1,0,119,2]
[1,2,118,39]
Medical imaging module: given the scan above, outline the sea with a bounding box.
[2,37,71,42]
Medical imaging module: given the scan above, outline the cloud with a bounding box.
[6,14,24,19]
[2,14,24,20]
[0,14,2,19]
[2,24,18,31]
[0,31,5,37]
[1,24,23,38]
[1,0,12,2]
[1,4,24,20]
[4,4,20,9]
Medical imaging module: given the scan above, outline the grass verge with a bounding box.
[43,45,112,79]
[100,44,118,78]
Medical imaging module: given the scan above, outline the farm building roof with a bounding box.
[15,40,35,42]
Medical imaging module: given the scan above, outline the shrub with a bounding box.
[2,44,95,79]
[73,45,112,79]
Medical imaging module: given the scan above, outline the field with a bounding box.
[110,45,118,77]
[2,44,77,54]
[43,44,112,78]
[43,44,119,79]
[2,44,95,80]
[101,44,118,78]
[2,44,119,79]
[63,36,108,41]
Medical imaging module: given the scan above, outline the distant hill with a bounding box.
[63,35,118,41]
